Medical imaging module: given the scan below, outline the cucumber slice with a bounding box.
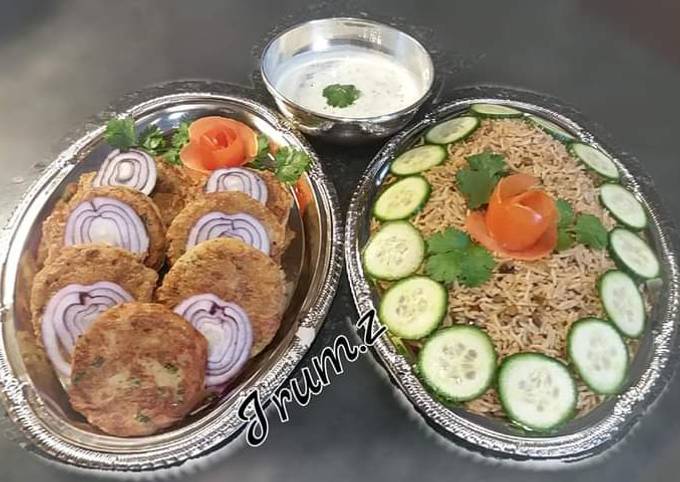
[390,145,447,176]
[425,116,480,145]
[470,103,523,118]
[599,270,646,337]
[569,143,620,180]
[526,114,575,142]
[362,221,425,280]
[568,318,628,394]
[373,176,431,221]
[599,183,648,230]
[380,276,447,339]
[498,353,576,432]
[609,228,660,280]
[418,325,496,401]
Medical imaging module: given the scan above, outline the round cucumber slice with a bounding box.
[568,318,628,394]
[425,116,480,145]
[599,183,648,230]
[380,276,447,339]
[609,228,660,280]
[569,142,620,180]
[498,353,576,432]
[470,103,523,118]
[526,114,575,142]
[599,270,646,337]
[362,221,425,280]
[390,145,447,176]
[418,325,496,401]
[373,176,431,221]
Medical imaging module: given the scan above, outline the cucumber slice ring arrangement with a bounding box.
[526,114,575,143]
[418,325,497,402]
[362,102,663,436]
[425,116,480,145]
[599,183,648,230]
[390,145,447,176]
[362,221,425,280]
[373,176,431,221]
[498,353,577,431]
[599,270,646,337]
[568,318,629,394]
[470,103,523,118]
[569,142,620,180]
[379,276,447,340]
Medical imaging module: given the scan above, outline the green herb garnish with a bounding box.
[135,413,150,423]
[249,144,312,184]
[104,117,136,150]
[552,199,608,251]
[162,121,191,165]
[573,214,608,249]
[456,152,508,209]
[322,84,361,108]
[138,126,166,155]
[424,227,496,287]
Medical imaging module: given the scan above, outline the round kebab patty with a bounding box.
[68,303,208,437]
[157,237,286,355]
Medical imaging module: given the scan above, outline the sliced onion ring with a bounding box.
[65,197,149,255]
[41,282,133,377]
[205,167,268,204]
[93,148,158,195]
[173,293,253,388]
[186,211,270,255]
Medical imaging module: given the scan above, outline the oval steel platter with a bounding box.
[345,86,680,461]
[0,82,342,470]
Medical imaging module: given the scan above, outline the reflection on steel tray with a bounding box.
[0,82,342,470]
[345,86,680,461]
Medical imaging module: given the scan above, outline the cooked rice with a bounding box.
[372,118,630,419]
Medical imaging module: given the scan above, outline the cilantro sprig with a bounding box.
[424,228,496,287]
[456,152,508,209]
[104,116,175,158]
[554,198,608,251]
[322,84,361,108]
[248,142,312,184]
[161,122,190,165]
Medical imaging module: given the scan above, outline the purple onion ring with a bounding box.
[186,211,270,255]
[64,197,149,255]
[41,282,133,377]
[205,167,268,204]
[93,148,157,195]
[173,293,253,388]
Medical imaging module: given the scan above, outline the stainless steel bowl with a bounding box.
[0,82,343,470]
[345,87,680,461]
[260,17,435,143]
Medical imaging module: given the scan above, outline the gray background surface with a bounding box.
[1,0,680,481]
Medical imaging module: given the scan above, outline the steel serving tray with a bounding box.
[0,81,342,470]
[345,86,680,461]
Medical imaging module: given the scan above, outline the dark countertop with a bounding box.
[1,1,679,481]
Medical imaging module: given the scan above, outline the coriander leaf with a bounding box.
[171,121,190,148]
[427,228,470,254]
[425,251,462,284]
[105,117,136,150]
[322,84,361,108]
[273,147,312,184]
[573,214,608,249]
[256,134,269,157]
[138,126,166,155]
[556,198,574,228]
[457,245,495,287]
[466,152,507,178]
[162,122,191,166]
[456,168,497,209]
[556,228,575,251]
